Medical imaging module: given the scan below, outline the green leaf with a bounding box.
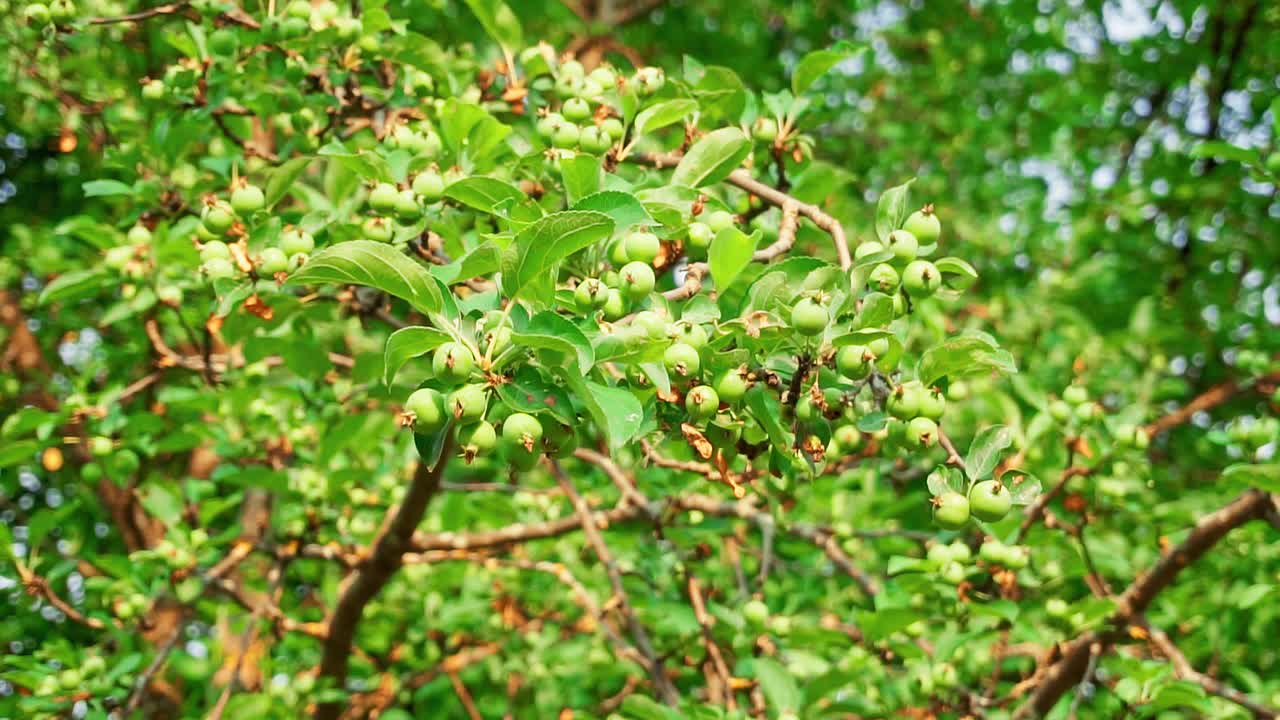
[560,372,642,449]
[934,257,979,291]
[501,211,614,300]
[856,607,922,642]
[965,425,1013,481]
[82,179,133,197]
[874,178,915,241]
[560,154,601,206]
[855,292,896,329]
[495,367,576,424]
[753,657,800,712]
[288,240,443,316]
[1221,463,1280,493]
[1146,681,1210,715]
[792,45,862,96]
[38,269,112,305]
[1188,141,1256,165]
[460,0,523,50]
[746,384,792,449]
[917,332,1017,386]
[445,177,527,214]
[633,99,698,137]
[383,326,452,387]
[619,695,677,720]
[709,226,759,293]
[572,190,655,230]
[318,141,393,183]
[0,440,38,468]
[511,311,594,374]
[264,155,313,208]
[671,127,751,188]
[430,241,504,285]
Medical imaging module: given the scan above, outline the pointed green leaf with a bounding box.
[671,127,751,188]
[633,99,698,137]
[460,0,523,50]
[572,190,655,230]
[265,155,313,208]
[874,178,915,241]
[511,311,594,374]
[288,240,443,316]
[445,177,528,214]
[560,154,601,206]
[560,372,643,449]
[383,326,452,387]
[709,226,759,293]
[501,211,614,299]
[792,45,864,96]
[965,425,1013,481]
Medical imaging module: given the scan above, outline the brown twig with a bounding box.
[550,461,680,705]
[1144,371,1280,438]
[315,439,454,720]
[1144,621,1278,719]
[686,575,736,709]
[1013,489,1272,718]
[633,152,852,269]
[86,2,189,24]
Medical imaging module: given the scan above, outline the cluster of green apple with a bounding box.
[403,339,577,470]
[188,180,318,280]
[528,58,659,153]
[29,654,108,698]
[1226,415,1279,455]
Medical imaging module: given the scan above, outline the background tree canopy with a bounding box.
[2,1,1279,719]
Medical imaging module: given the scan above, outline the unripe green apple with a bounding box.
[715,368,750,403]
[704,210,735,233]
[601,117,625,141]
[575,278,609,311]
[968,480,1012,522]
[933,491,970,530]
[368,182,399,213]
[601,288,626,321]
[886,229,919,263]
[562,97,591,122]
[198,241,231,264]
[903,260,941,296]
[230,183,266,213]
[127,224,152,245]
[903,205,941,244]
[363,217,394,242]
[752,117,778,142]
[742,599,769,626]
[580,126,612,153]
[280,228,315,255]
[624,230,660,264]
[906,417,938,448]
[685,385,719,420]
[686,221,713,254]
[552,123,580,149]
[432,342,474,384]
[412,170,446,202]
[448,384,488,423]
[502,413,543,453]
[620,261,656,300]
[791,298,829,336]
[259,247,289,275]
[868,263,899,292]
[201,200,236,234]
[836,345,873,380]
[664,342,701,377]
[405,388,445,432]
